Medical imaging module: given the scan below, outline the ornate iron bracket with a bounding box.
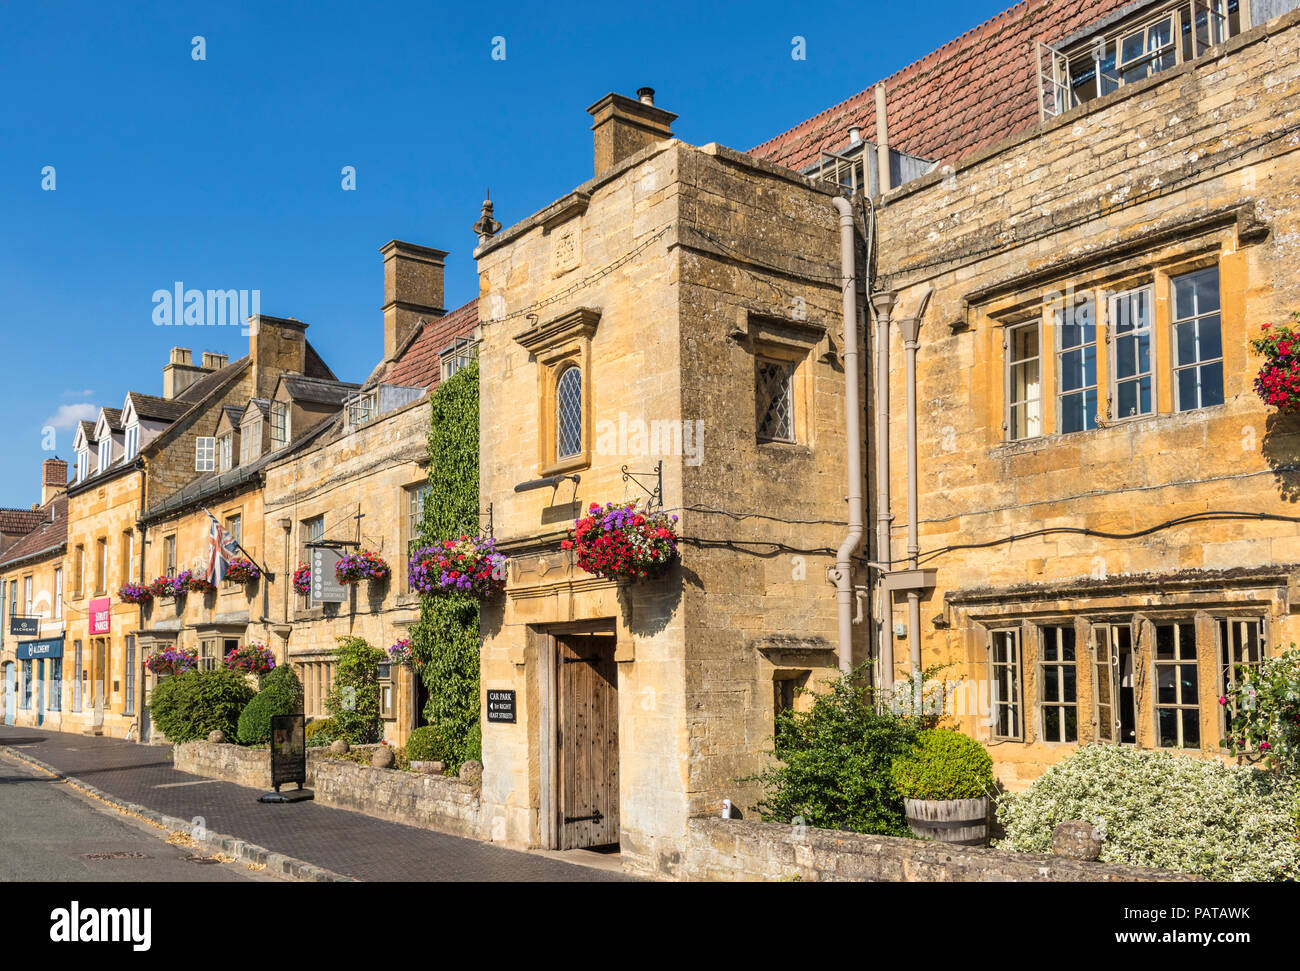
[621,461,663,511]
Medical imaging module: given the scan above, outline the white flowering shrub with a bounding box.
[996,745,1300,881]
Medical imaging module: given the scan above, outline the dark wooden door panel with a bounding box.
[558,633,619,849]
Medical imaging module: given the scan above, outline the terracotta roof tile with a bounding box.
[749,0,1136,173]
[0,495,67,569]
[0,508,47,535]
[383,299,479,391]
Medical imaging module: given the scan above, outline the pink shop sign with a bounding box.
[89,597,111,635]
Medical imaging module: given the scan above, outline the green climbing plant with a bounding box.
[410,357,483,773]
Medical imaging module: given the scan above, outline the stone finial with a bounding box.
[328,738,349,755]
[473,189,502,245]
[207,730,225,744]
[1051,819,1103,861]
[458,759,484,784]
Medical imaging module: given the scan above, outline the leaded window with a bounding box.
[756,358,795,443]
[556,366,583,459]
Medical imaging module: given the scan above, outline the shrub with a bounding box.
[996,745,1300,881]
[891,729,995,801]
[406,726,450,763]
[236,665,302,746]
[325,636,386,744]
[305,717,339,746]
[1220,645,1300,773]
[750,666,921,837]
[149,670,255,744]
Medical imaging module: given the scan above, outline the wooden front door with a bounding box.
[557,632,619,850]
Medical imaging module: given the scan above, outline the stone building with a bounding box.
[754,0,1300,788]
[475,90,865,875]
[60,319,341,738]
[260,241,479,746]
[0,460,69,728]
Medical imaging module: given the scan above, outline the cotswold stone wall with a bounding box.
[685,818,1202,882]
[173,741,482,839]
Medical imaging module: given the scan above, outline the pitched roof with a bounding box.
[0,508,48,535]
[0,495,67,569]
[99,407,123,432]
[176,355,250,404]
[76,420,95,442]
[304,340,338,381]
[748,0,1137,173]
[381,299,479,391]
[279,375,360,406]
[126,391,191,422]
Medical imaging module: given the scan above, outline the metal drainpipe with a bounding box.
[869,291,897,689]
[896,293,930,677]
[831,195,862,675]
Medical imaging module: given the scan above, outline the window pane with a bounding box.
[1182,709,1200,748]
[1043,706,1060,739]
[1200,362,1224,407]
[756,359,795,442]
[556,367,583,458]
[1044,670,1060,703]
[1158,707,1178,747]
[1158,665,1177,704]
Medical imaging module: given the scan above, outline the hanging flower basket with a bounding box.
[292,562,311,595]
[148,576,179,600]
[335,550,390,585]
[225,557,261,584]
[1252,318,1300,414]
[119,583,153,605]
[145,648,198,677]
[409,536,505,597]
[223,643,276,676]
[562,502,679,581]
[388,638,417,667]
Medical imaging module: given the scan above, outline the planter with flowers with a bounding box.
[148,576,180,601]
[119,582,153,606]
[1252,316,1300,415]
[388,638,416,667]
[225,557,261,585]
[145,647,198,677]
[184,571,216,595]
[561,502,679,581]
[223,643,277,677]
[408,536,505,598]
[292,562,311,596]
[335,550,390,586]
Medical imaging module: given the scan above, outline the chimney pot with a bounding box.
[637,87,655,106]
[201,351,228,370]
[170,347,192,365]
[848,125,863,145]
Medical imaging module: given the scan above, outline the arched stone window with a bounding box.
[556,365,583,460]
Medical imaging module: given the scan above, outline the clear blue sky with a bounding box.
[0,0,1007,507]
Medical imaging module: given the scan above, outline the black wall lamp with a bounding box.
[514,473,580,494]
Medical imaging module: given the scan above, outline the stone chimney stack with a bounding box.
[201,351,228,370]
[162,347,215,400]
[381,241,447,362]
[587,88,676,177]
[248,316,309,398]
[41,458,68,505]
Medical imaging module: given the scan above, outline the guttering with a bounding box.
[831,196,862,674]
[896,289,932,677]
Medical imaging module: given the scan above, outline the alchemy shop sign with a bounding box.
[89,597,111,635]
[16,636,63,660]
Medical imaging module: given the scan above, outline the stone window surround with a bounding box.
[964,602,1274,753]
[987,231,1233,445]
[514,307,600,478]
[739,311,827,451]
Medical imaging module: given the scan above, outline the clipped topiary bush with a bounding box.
[149,670,255,744]
[405,726,449,764]
[891,728,995,801]
[305,717,339,747]
[996,745,1300,881]
[236,665,302,746]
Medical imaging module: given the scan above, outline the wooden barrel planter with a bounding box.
[904,797,989,846]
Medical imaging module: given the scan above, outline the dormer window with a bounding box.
[271,401,289,449]
[440,338,479,382]
[241,418,262,465]
[124,423,139,461]
[218,432,234,473]
[97,437,111,473]
[346,390,378,428]
[76,447,89,482]
[1040,0,1241,118]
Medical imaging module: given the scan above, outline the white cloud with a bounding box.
[61,388,95,398]
[44,403,98,430]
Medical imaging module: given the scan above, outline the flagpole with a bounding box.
[204,507,274,580]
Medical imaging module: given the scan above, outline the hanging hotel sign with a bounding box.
[309,546,347,604]
[487,689,516,724]
[9,615,39,637]
[16,636,64,660]
[88,597,111,635]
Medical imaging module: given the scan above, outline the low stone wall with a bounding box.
[685,818,1203,882]
[172,741,483,840]
[175,740,273,790]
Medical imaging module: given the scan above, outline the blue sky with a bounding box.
[0,0,1007,507]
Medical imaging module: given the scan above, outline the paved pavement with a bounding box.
[0,756,271,882]
[0,726,635,882]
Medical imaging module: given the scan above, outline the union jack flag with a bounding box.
[205,511,236,585]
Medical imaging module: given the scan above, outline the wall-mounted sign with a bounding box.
[88,598,111,635]
[9,615,39,637]
[309,547,347,604]
[16,636,63,660]
[487,689,516,724]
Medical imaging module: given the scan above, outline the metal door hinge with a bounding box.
[564,809,604,825]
